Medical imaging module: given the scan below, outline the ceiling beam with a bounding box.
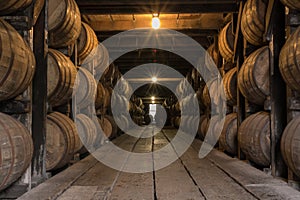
[77,0,239,14]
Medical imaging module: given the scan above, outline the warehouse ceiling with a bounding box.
[76,0,239,100]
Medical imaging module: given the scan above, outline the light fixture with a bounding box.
[151,96,155,101]
[152,76,157,83]
[152,101,155,104]
[152,14,160,29]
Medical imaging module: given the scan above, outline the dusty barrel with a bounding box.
[281,116,300,177]
[218,22,235,62]
[202,78,220,108]
[219,113,238,155]
[241,0,267,46]
[223,67,237,106]
[174,116,181,128]
[95,82,106,109]
[238,112,270,167]
[47,49,77,107]
[75,68,97,108]
[75,114,97,153]
[281,0,300,10]
[279,27,300,92]
[77,22,98,65]
[98,116,113,138]
[0,113,33,191]
[238,46,270,105]
[48,0,81,48]
[0,19,35,101]
[46,112,81,171]
[0,0,32,15]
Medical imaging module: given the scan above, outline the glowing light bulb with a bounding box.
[152,17,160,29]
[151,96,155,101]
[152,77,157,83]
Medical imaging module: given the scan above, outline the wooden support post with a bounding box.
[265,0,287,178]
[31,0,48,184]
[233,2,246,160]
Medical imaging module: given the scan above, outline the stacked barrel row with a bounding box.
[0,2,36,191]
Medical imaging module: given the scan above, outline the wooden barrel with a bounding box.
[205,44,219,70]
[219,113,238,155]
[279,26,300,92]
[98,117,113,138]
[101,63,116,86]
[0,19,35,101]
[75,68,97,109]
[82,43,109,78]
[174,116,181,128]
[238,112,270,167]
[202,78,220,109]
[47,49,77,107]
[0,0,32,15]
[281,0,300,10]
[241,0,267,46]
[0,113,33,191]
[114,114,130,132]
[48,0,81,48]
[103,86,112,109]
[104,115,118,138]
[238,46,270,105]
[111,93,130,114]
[95,82,106,110]
[197,115,209,139]
[281,116,300,177]
[223,67,237,106]
[75,114,97,153]
[77,22,98,65]
[46,112,81,171]
[218,22,235,62]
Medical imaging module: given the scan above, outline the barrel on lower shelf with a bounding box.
[241,0,267,46]
[47,49,77,107]
[223,67,237,106]
[280,0,300,10]
[0,0,32,15]
[0,19,36,101]
[95,82,106,110]
[98,116,113,138]
[281,116,300,177]
[238,111,270,167]
[279,26,300,93]
[198,115,209,139]
[238,46,270,106]
[75,114,98,154]
[48,0,81,48]
[218,22,235,62]
[219,113,238,155]
[0,112,33,191]
[46,112,81,171]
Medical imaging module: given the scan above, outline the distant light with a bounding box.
[151,96,155,101]
[152,17,160,29]
[152,77,157,83]
[152,101,155,104]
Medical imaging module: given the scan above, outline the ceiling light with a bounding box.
[152,76,157,83]
[151,96,155,101]
[152,101,155,104]
[152,16,160,30]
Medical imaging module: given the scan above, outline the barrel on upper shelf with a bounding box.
[47,49,77,107]
[223,67,237,106]
[48,0,81,48]
[280,0,300,10]
[219,113,238,155]
[238,112,270,167]
[279,26,300,93]
[0,0,32,15]
[281,116,300,177]
[46,112,81,171]
[0,19,35,101]
[0,112,33,191]
[218,22,235,62]
[241,0,267,46]
[205,44,219,72]
[77,22,99,65]
[238,46,270,105]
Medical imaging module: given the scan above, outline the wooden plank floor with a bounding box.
[19,128,300,200]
